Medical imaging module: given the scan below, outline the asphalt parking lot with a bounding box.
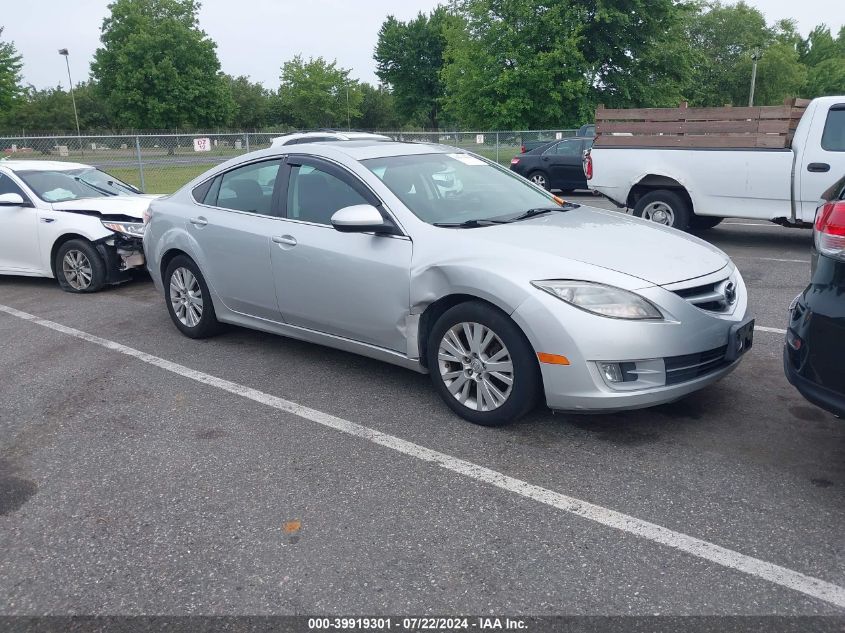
[1,196,843,616]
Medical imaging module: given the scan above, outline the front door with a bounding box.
[799,102,845,221]
[0,172,41,272]
[270,156,412,353]
[545,138,588,190]
[185,158,284,321]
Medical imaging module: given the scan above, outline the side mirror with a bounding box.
[0,193,25,206]
[331,204,397,235]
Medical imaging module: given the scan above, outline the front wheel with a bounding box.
[55,239,106,293]
[633,189,691,231]
[164,255,221,338]
[426,302,540,426]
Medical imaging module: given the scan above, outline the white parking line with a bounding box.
[756,326,788,335]
[733,256,810,264]
[1,302,842,609]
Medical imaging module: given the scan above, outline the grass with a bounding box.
[107,164,219,194]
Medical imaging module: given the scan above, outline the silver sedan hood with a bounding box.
[461,205,729,286]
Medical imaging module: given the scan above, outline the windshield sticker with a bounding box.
[448,153,486,166]
[42,188,75,202]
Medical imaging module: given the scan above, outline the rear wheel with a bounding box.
[426,302,540,426]
[528,171,550,191]
[633,189,691,231]
[55,239,106,293]
[164,255,221,338]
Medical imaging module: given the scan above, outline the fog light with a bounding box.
[599,362,624,383]
[786,329,803,350]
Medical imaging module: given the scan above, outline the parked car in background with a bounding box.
[784,174,845,417]
[270,130,391,147]
[510,137,594,191]
[587,96,845,231]
[0,160,151,292]
[145,140,752,426]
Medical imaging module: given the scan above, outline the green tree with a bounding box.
[4,83,113,133]
[374,7,455,128]
[0,26,23,113]
[355,83,400,130]
[441,0,588,129]
[800,26,845,98]
[91,0,233,129]
[577,0,697,111]
[224,75,272,130]
[685,2,806,106]
[277,55,362,129]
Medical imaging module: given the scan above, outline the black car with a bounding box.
[784,174,845,417]
[510,137,594,192]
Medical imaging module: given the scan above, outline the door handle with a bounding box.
[272,235,297,247]
[807,162,830,173]
[189,216,208,227]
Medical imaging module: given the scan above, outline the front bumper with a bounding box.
[511,278,750,412]
[95,234,145,284]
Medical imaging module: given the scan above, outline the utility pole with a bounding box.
[748,49,762,107]
[58,48,83,155]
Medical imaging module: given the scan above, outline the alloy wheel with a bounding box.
[530,173,548,188]
[62,250,93,290]
[437,322,514,412]
[169,267,204,327]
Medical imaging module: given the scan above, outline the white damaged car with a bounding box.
[0,160,153,292]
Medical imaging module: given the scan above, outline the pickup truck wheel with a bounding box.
[691,216,724,231]
[633,190,691,231]
[55,239,106,293]
[528,171,551,190]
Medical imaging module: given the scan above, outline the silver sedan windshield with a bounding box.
[362,153,558,225]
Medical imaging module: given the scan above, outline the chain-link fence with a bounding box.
[0,129,579,194]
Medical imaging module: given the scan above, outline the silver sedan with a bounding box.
[143,141,753,426]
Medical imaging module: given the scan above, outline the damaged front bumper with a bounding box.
[94,234,146,285]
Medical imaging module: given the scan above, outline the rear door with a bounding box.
[186,158,285,321]
[799,102,845,221]
[546,138,589,190]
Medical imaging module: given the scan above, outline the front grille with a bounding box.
[664,345,729,385]
[673,280,732,312]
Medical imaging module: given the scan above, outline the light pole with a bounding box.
[345,83,351,131]
[58,48,83,154]
[748,49,762,107]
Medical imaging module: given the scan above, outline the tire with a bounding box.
[55,239,106,293]
[633,189,691,231]
[163,255,221,339]
[528,171,551,191]
[690,216,724,231]
[426,301,540,426]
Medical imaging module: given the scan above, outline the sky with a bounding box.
[2,0,842,91]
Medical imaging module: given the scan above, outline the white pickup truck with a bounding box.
[586,95,845,231]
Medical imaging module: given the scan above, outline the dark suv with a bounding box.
[784,174,845,417]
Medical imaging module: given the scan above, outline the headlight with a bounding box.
[102,220,145,238]
[531,280,663,320]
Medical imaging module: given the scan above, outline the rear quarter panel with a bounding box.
[590,147,794,220]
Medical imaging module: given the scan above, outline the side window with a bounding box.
[286,163,368,225]
[553,140,584,157]
[541,142,561,156]
[0,173,27,198]
[210,159,282,215]
[821,106,845,152]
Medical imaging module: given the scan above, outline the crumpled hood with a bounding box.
[457,205,729,286]
[51,195,155,220]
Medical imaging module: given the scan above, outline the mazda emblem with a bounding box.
[724,282,737,305]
